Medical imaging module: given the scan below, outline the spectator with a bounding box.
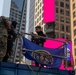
[31,26,46,66]
[2,21,17,62]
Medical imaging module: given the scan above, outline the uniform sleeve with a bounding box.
[10,27,17,41]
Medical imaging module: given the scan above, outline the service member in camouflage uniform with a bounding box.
[0,16,8,62]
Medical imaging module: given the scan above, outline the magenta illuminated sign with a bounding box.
[44,38,73,70]
[43,0,55,23]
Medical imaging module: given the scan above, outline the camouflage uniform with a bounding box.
[0,16,8,62]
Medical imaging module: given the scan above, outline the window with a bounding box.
[60,16,64,22]
[55,32,59,38]
[60,9,64,15]
[66,10,70,16]
[21,28,25,30]
[60,24,64,31]
[56,8,58,13]
[66,35,70,40]
[66,26,70,32]
[22,24,25,26]
[75,59,76,65]
[55,0,59,6]
[40,3,41,6]
[60,33,65,38]
[56,15,59,21]
[74,29,76,36]
[60,2,64,7]
[74,39,76,45]
[73,20,76,26]
[40,9,41,13]
[55,22,59,30]
[38,5,39,9]
[38,0,39,3]
[73,3,75,9]
[39,16,41,20]
[66,18,70,23]
[74,49,76,56]
[73,11,76,18]
[66,3,69,9]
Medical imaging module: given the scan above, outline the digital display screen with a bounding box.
[43,0,55,23]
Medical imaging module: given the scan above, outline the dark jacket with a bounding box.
[7,26,17,51]
[31,31,46,46]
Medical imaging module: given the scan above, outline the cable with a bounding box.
[36,67,41,75]
[22,61,36,75]
[27,64,36,75]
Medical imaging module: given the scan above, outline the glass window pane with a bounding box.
[60,2,64,7]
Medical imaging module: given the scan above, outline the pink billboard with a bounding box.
[44,38,73,70]
[43,0,55,23]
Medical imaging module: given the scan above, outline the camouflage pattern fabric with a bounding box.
[0,16,8,62]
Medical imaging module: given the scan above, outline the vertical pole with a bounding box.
[13,37,19,63]
[19,36,23,64]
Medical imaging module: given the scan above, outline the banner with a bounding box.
[22,37,64,68]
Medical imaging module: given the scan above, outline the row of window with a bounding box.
[56,15,70,23]
[55,23,70,32]
[56,1,70,9]
[55,33,70,40]
[56,8,70,16]
[10,12,21,17]
[11,8,21,13]
[35,15,70,25]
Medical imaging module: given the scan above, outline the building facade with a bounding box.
[25,0,35,40]
[55,0,71,39]
[70,0,76,69]
[34,0,45,31]
[34,0,71,39]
